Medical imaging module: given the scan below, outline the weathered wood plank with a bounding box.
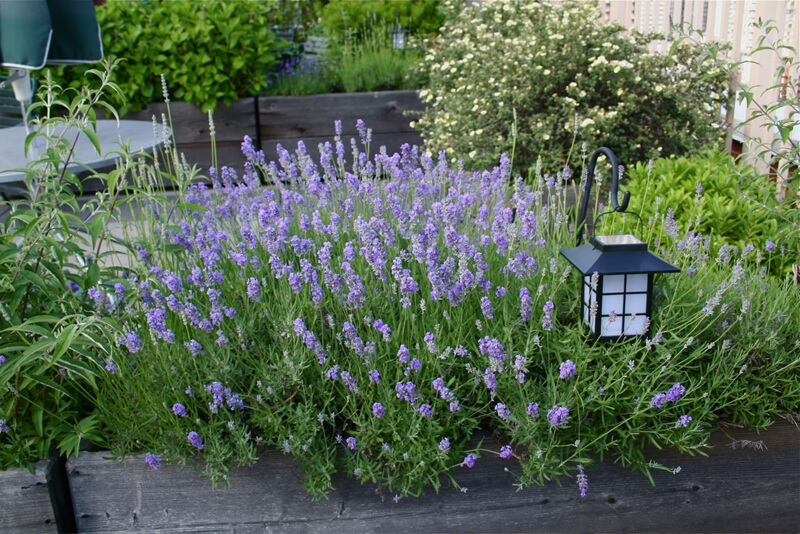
[0,459,57,533]
[69,422,800,533]
[258,91,425,139]
[121,99,256,145]
[262,131,424,167]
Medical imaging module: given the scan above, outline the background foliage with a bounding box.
[320,0,445,40]
[625,148,798,277]
[414,0,731,174]
[46,0,278,113]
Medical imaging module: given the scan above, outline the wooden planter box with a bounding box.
[60,422,798,533]
[122,90,425,175]
[0,459,57,533]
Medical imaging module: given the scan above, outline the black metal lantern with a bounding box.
[560,148,679,339]
[390,11,408,50]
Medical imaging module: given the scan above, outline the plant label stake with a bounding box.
[560,147,679,339]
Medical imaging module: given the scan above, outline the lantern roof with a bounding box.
[560,235,680,275]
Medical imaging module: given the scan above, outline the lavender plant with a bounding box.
[94,122,799,497]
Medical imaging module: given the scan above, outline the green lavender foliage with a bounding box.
[90,128,799,497]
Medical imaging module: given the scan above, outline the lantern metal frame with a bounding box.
[390,11,408,50]
[560,147,679,339]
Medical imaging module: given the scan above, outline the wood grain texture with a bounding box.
[0,459,57,533]
[258,91,425,139]
[69,422,800,533]
[122,99,257,144]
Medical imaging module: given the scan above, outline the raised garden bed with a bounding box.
[58,422,799,533]
[122,90,424,173]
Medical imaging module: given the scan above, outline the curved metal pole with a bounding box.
[576,147,629,245]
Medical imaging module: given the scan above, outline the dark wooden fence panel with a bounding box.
[258,91,425,165]
[0,460,57,533]
[121,91,425,175]
[68,422,799,533]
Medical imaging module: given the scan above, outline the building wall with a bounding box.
[599,0,799,173]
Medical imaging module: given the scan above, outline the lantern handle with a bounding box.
[590,208,644,241]
[576,147,630,245]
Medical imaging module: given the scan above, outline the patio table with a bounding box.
[0,119,170,185]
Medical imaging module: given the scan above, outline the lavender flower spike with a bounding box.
[187,431,204,450]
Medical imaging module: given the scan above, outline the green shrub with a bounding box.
[414,0,731,173]
[0,64,127,469]
[329,25,425,93]
[46,0,279,113]
[264,25,426,96]
[320,0,446,40]
[623,148,799,277]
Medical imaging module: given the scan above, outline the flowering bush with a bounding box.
[413,0,731,173]
[80,119,800,498]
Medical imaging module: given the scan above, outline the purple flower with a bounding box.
[495,286,507,298]
[495,402,510,421]
[520,287,533,321]
[0,419,9,433]
[461,453,477,468]
[417,403,433,417]
[397,345,410,363]
[346,437,358,451]
[121,331,143,354]
[576,465,588,497]
[541,300,555,331]
[372,402,385,418]
[105,359,117,374]
[666,383,686,403]
[424,332,437,353]
[547,405,570,427]
[184,339,205,356]
[246,277,261,301]
[650,393,667,408]
[172,403,187,417]
[483,368,497,392]
[676,415,693,428]
[187,431,204,450]
[146,307,175,344]
[499,445,513,459]
[439,438,450,452]
[559,360,576,379]
[145,452,162,470]
[480,296,494,319]
[368,369,381,383]
[527,402,539,417]
[765,241,776,252]
[0,355,6,366]
[395,381,417,403]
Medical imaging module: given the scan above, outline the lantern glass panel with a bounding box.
[604,274,625,293]
[624,314,648,335]
[627,273,648,292]
[601,316,623,336]
[596,273,651,338]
